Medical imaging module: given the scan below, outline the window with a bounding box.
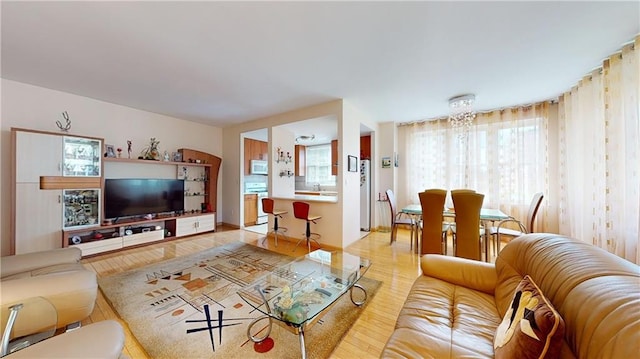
[305,144,335,186]
[400,105,548,216]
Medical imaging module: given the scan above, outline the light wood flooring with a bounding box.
[81,226,424,358]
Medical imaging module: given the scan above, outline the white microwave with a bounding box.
[250,160,268,175]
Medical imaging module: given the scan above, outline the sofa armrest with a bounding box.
[1,247,82,279]
[1,270,97,333]
[6,320,125,359]
[420,254,497,295]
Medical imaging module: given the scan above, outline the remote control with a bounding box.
[315,288,332,296]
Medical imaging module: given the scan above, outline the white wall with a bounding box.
[270,126,296,198]
[342,101,376,247]
[222,100,353,248]
[0,79,223,256]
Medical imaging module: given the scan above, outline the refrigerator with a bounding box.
[360,159,371,231]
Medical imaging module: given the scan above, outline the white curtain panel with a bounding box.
[559,36,640,264]
[398,103,550,233]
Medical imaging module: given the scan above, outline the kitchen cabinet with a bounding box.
[244,193,258,226]
[244,138,268,175]
[295,145,306,176]
[360,135,371,160]
[331,140,338,176]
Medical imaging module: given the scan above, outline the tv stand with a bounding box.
[62,212,216,257]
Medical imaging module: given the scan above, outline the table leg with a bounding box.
[246,315,272,343]
[350,283,368,306]
[298,326,306,359]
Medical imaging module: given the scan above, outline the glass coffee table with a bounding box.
[237,250,371,359]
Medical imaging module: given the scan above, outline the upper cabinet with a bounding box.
[244,138,268,175]
[63,136,102,177]
[15,131,102,183]
[295,145,306,176]
[360,135,371,160]
[331,140,338,176]
[15,131,63,182]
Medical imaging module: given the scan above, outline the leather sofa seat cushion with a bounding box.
[2,263,87,281]
[383,276,501,358]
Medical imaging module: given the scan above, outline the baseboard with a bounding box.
[219,222,240,229]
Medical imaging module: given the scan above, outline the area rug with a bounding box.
[99,242,381,358]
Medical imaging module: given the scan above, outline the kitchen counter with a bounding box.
[294,190,338,196]
[273,194,338,203]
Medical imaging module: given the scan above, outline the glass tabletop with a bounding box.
[237,250,371,327]
[402,204,510,221]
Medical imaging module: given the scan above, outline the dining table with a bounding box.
[401,204,511,260]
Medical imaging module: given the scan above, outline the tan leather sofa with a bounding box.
[381,233,640,358]
[1,247,97,336]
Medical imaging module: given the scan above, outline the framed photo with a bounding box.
[172,151,183,162]
[382,156,391,168]
[105,144,116,158]
[348,155,358,172]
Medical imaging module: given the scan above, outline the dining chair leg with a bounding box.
[390,225,396,245]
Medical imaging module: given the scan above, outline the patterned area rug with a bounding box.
[99,242,380,358]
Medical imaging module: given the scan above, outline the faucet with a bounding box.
[314,183,321,191]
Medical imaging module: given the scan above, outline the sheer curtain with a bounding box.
[398,103,550,231]
[558,36,639,263]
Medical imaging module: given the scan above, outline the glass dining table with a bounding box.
[401,204,510,260]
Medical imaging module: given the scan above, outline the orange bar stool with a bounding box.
[292,201,322,253]
[261,198,288,247]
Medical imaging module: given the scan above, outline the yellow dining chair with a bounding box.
[448,188,477,245]
[386,189,414,246]
[418,189,449,255]
[451,191,485,261]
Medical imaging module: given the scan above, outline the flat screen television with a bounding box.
[104,178,184,219]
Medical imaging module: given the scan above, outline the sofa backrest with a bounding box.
[494,233,640,358]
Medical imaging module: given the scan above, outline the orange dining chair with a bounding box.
[292,201,322,253]
[489,192,544,255]
[261,197,289,247]
[451,191,485,261]
[386,189,414,246]
[418,189,449,255]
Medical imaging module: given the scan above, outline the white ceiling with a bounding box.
[2,2,638,128]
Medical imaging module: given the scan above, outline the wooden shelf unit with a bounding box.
[63,212,216,257]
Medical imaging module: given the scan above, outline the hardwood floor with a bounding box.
[81,226,423,358]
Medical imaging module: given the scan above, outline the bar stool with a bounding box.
[261,198,288,247]
[292,201,322,253]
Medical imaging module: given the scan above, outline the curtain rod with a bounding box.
[397,99,555,127]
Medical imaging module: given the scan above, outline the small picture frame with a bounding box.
[105,144,116,158]
[348,155,358,172]
[172,151,183,162]
[382,156,391,169]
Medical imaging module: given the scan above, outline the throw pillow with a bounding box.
[494,275,565,359]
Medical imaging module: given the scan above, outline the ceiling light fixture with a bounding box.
[448,94,476,135]
[295,135,315,143]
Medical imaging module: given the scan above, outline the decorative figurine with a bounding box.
[141,138,160,160]
[127,140,132,159]
[56,111,72,132]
